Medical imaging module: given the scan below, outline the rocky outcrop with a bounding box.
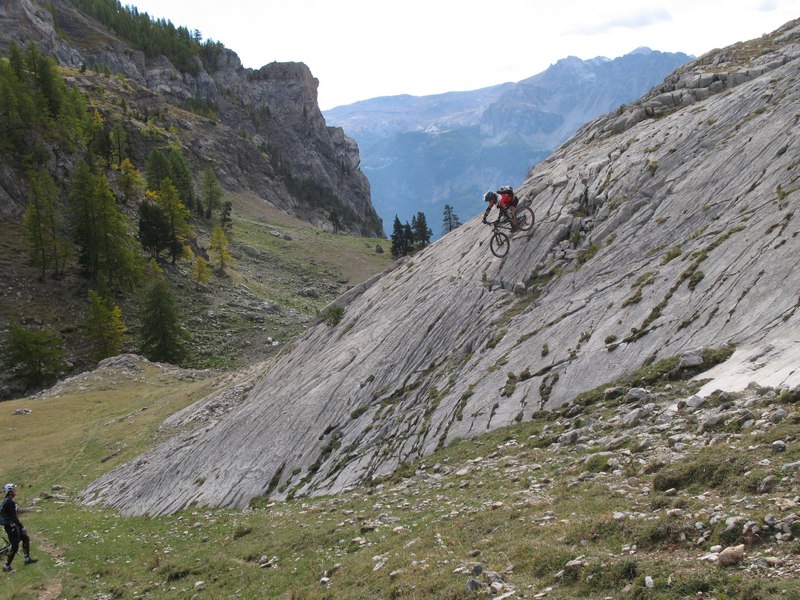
[82,19,800,515]
[0,0,382,236]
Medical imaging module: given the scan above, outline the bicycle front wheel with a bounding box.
[490,231,510,258]
[515,206,534,232]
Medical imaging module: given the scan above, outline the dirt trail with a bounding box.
[33,534,64,600]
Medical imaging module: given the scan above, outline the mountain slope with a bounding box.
[325,49,691,236]
[83,19,800,516]
[0,0,382,235]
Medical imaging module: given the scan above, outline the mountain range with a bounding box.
[325,48,692,236]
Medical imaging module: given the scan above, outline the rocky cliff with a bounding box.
[0,0,382,235]
[83,19,800,516]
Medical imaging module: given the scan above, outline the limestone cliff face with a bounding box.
[0,0,381,235]
[82,19,800,515]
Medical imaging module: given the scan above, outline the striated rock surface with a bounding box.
[83,19,800,515]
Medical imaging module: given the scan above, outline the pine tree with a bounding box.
[109,122,128,168]
[154,178,192,263]
[145,147,173,191]
[442,204,462,234]
[3,317,66,386]
[23,168,69,279]
[137,197,172,259]
[199,167,222,218]
[209,224,234,272]
[69,161,141,289]
[412,211,432,245]
[139,261,186,363]
[390,216,412,258]
[86,289,126,360]
[167,145,195,212]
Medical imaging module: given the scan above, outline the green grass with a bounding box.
[2,351,800,598]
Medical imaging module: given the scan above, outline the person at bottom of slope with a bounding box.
[482,185,519,229]
[1,483,37,573]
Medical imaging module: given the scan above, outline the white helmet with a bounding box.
[3,483,16,494]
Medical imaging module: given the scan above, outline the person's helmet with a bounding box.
[498,185,513,194]
[484,191,497,203]
[3,483,16,495]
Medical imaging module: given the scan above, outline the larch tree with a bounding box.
[199,167,222,218]
[209,224,234,272]
[86,288,126,360]
[117,158,144,205]
[139,260,187,363]
[154,178,192,264]
[23,168,69,279]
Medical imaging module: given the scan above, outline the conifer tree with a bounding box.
[167,145,195,211]
[390,216,412,258]
[411,211,432,245]
[139,260,186,363]
[137,196,172,259]
[209,224,234,272]
[220,200,233,230]
[118,158,144,205]
[69,161,141,289]
[154,178,192,263]
[145,147,173,190]
[193,255,211,283]
[86,289,126,360]
[109,122,128,168]
[442,204,461,234]
[199,167,222,218]
[23,168,69,279]
[3,317,66,386]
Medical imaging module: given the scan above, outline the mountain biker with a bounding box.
[482,186,519,229]
[1,483,37,573]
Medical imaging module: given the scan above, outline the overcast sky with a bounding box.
[128,0,800,110]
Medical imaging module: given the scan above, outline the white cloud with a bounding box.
[571,8,673,35]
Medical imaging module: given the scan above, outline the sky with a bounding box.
[127,0,800,110]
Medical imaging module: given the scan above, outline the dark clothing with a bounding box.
[1,496,22,528]
[2,496,29,567]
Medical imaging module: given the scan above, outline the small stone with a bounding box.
[718,544,745,566]
[645,576,654,588]
[770,409,787,424]
[772,440,787,453]
[466,578,483,592]
[194,581,206,591]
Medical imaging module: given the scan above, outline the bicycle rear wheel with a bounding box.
[514,206,534,232]
[490,231,510,258]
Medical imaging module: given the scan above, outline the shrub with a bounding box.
[323,305,344,326]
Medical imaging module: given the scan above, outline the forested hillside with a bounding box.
[0,1,391,399]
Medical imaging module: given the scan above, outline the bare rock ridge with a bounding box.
[82,19,800,516]
[0,0,381,235]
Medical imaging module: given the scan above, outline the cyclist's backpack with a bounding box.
[497,186,517,205]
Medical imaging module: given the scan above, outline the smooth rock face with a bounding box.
[82,20,800,515]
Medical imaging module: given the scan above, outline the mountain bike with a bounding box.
[484,205,534,258]
[0,535,10,559]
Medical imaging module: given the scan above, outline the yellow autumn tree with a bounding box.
[209,225,235,272]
